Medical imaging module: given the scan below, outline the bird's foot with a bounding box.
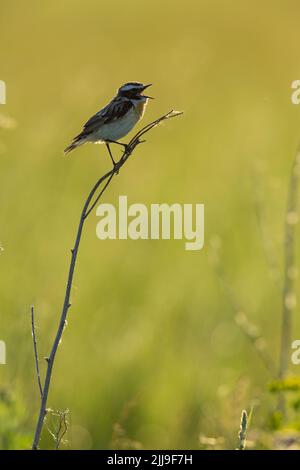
[122,144,131,154]
[113,162,119,175]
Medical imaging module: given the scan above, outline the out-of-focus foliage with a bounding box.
[0,387,31,449]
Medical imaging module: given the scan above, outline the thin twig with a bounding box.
[54,409,69,450]
[84,172,114,219]
[45,408,69,450]
[31,109,182,450]
[31,306,43,398]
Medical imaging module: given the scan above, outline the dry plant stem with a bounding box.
[31,306,43,398]
[279,146,300,380]
[55,411,68,450]
[31,110,182,450]
[53,410,69,450]
[237,409,248,450]
[45,409,69,450]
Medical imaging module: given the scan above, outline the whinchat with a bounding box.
[64,82,153,168]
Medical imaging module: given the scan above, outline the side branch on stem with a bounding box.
[31,306,43,398]
[31,110,182,450]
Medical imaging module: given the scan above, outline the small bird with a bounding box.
[64,82,153,168]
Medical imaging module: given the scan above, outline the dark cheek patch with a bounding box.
[124,90,141,99]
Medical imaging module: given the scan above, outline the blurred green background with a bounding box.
[1,0,300,450]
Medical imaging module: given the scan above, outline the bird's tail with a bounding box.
[64,134,85,155]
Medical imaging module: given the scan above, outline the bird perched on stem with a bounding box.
[64,82,153,168]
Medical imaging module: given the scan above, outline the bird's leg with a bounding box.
[105,143,120,174]
[107,140,130,153]
[105,143,117,166]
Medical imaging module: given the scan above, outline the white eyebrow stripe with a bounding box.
[121,83,143,91]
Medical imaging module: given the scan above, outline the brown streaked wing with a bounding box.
[80,98,133,137]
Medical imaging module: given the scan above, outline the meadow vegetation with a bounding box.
[1,0,300,449]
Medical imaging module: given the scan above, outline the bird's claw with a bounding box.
[123,144,131,154]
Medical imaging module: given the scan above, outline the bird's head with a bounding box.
[118,82,153,100]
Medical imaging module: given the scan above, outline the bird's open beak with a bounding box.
[142,83,154,99]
